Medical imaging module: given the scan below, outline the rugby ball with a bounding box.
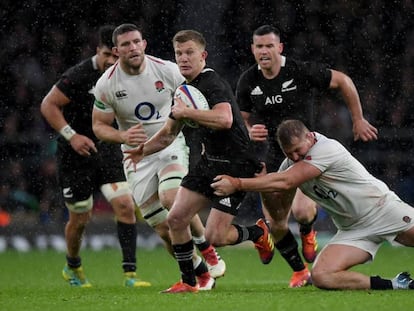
[174,84,210,128]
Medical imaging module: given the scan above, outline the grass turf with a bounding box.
[0,243,413,311]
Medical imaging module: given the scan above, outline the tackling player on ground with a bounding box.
[212,119,414,291]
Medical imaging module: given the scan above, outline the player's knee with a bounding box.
[310,263,336,289]
[111,195,136,222]
[310,269,329,289]
[292,205,316,223]
[101,182,135,223]
[292,209,310,224]
[167,211,187,231]
[159,195,174,210]
[67,211,91,228]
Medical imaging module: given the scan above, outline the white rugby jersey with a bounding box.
[94,55,184,147]
[279,132,399,229]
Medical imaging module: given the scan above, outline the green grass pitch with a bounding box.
[1,243,413,311]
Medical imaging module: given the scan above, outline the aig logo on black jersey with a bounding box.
[115,90,128,98]
[265,95,283,105]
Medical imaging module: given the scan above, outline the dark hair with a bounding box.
[253,25,281,38]
[98,25,116,49]
[112,23,143,46]
[172,29,206,49]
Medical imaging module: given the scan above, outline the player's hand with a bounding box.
[122,124,148,146]
[171,96,189,120]
[353,118,378,142]
[124,144,145,171]
[249,124,268,142]
[255,162,267,177]
[70,134,97,157]
[211,175,241,196]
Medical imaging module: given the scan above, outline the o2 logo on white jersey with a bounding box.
[313,185,337,200]
[265,95,283,105]
[135,102,161,120]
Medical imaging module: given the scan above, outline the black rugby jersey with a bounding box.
[186,68,251,158]
[55,58,101,149]
[236,56,331,140]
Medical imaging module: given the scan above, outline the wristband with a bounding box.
[59,125,76,141]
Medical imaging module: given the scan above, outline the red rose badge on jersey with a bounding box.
[155,80,164,92]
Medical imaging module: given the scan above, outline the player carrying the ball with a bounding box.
[125,29,275,293]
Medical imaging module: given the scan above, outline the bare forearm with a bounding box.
[93,123,124,144]
[142,131,176,156]
[239,173,293,192]
[341,77,363,122]
[40,101,67,132]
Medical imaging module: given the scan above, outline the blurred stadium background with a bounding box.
[0,0,413,252]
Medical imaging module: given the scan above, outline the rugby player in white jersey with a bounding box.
[40,25,150,288]
[212,119,414,290]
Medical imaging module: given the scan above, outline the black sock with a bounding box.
[66,255,81,269]
[194,258,209,277]
[117,221,137,273]
[194,239,210,252]
[370,276,393,289]
[173,240,196,286]
[232,223,264,245]
[299,211,318,235]
[276,229,305,272]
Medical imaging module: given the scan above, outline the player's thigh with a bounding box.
[126,161,159,205]
[168,187,210,226]
[58,158,95,213]
[313,244,371,274]
[158,163,187,209]
[395,225,414,246]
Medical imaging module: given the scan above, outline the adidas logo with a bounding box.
[251,86,263,95]
[281,79,297,92]
[219,197,231,207]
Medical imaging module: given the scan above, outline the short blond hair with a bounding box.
[276,119,309,148]
[172,30,206,49]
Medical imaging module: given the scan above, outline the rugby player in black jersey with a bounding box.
[125,29,275,293]
[40,25,150,288]
[235,24,378,287]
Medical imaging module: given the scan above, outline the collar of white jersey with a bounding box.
[257,55,286,71]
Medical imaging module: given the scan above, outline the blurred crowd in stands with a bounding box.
[0,0,413,227]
